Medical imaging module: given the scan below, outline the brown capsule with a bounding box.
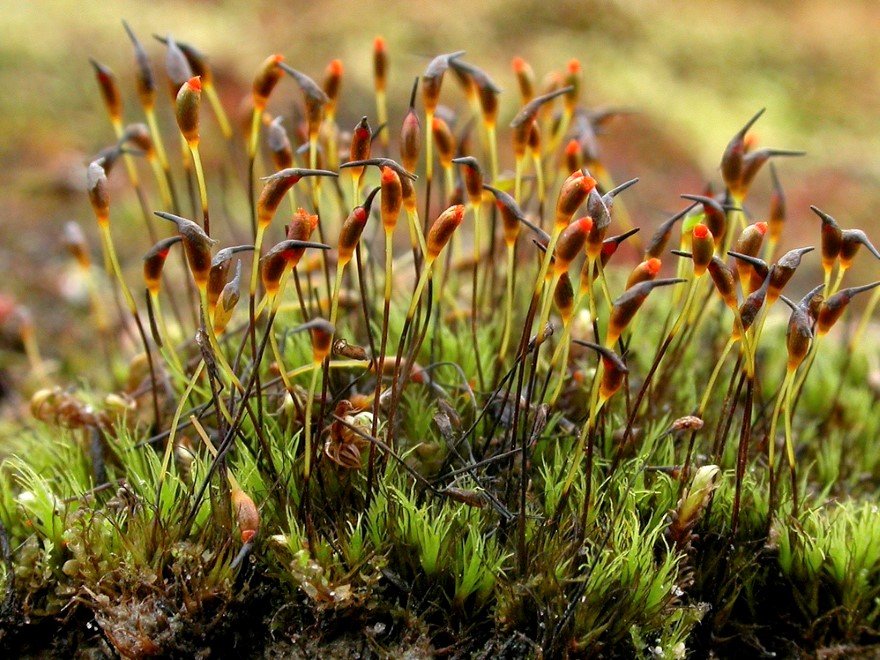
[322,59,343,115]
[720,108,764,196]
[554,272,575,324]
[338,188,379,265]
[510,86,573,158]
[349,117,372,171]
[122,21,156,109]
[267,116,293,171]
[706,255,739,311]
[606,278,686,346]
[426,205,466,260]
[644,203,697,260]
[767,247,814,302]
[625,258,662,290]
[554,170,597,229]
[691,224,714,276]
[400,78,421,173]
[333,338,369,361]
[143,235,183,295]
[308,318,335,362]
[373,36,387,92]
[422,50,465,115]
[231,488,260,544]
[153,35,211,82]
[89,59,122,121]
[482,185,548,247]
[736,274,772,337]
[252,54,284,109]
[818,281,880,335]
[154,211,217,288]
[175,77,202,145]
[451,156,483,206]
[380,166,403,231]
[87,160,110,225]
[554,217,592,275]
[213,260,242,335]
[257,168,338,227]
[286,208,320,251]
[572,339,629,402]
[431,117,455,168]
[681,193,728,249]
[208,245,255,308]
[260,238,329,294]
[728,250,769,297]
[121,123,156,158]
[784,302,813,371]
[512,56,535,104]
[811,206,843,273]
[401,173,417,213]
[734,221,768,259]
[839,229,880,270]
[63,221,92,270]
[450,60,501,125]
[600,228,640,268]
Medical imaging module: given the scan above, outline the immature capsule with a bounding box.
[400,78,421,174]
[260,239,330,295]
[720,108,765,196]
[554,272,575,324]
[681,194,728,249]
[213,260,242,335]
[735,274,771,338]
[554,170,597,229]
[231,488,260,544]
[782,297,815,371]
[451,156,483,206]
[767,247,814,303]
[123,21,156,109]
[257,168,338,227]
[267,117,293,171]
[644,203,697,260]
[839,229,880,270]
[175,76,202,145]
[374,36,388,92]
[338,188,379,265]
[482,185,548,246]
[154,211,217,288]
[252,54,284,110]
[691,225,714,276]
[89,59,123,121]
[87,160,111,225]
[553,217,593,275]
[706,255,739,311]
[422,50,465,115]
[322,59,343,117]
[208,245,254,308]
[143,236,183,295]
[512,56,535,104]
[625,258,662,290]
[348,117,372,172]
[431,117,456,169]
[510,86,572,158]
[811,206,843,273]
[279,63,329,133]
[163,35,193,95]
[572,339,628,402]
[601,228,641,268]
[308,318,335,363]
[606,278,686,346]
[817,281,880,335]
[426,205,466,260]
[739,148,805,195]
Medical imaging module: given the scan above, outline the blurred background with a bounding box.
[1,0,879,398]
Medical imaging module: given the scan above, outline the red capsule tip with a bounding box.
[567,58,581,74]
[512,56,528,73]
[241,530,256,544]
[271,53,284,64]
[374,36,386,52]
[646,258,662,275]
[328,59,343,76]
[575,216,593,233]
[187,76,202,92]
[754,221,768,236]
[354,207,368,223]
[693,224,710,239]
[565,139,579,155]
[381,166,396,183]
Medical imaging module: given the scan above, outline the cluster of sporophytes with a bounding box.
[1,24,880,657]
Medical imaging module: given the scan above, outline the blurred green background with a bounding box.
[1,0,879,383]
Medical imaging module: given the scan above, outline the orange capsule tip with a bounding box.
[374,36,386,51]
[646,258,662,275]
[693,224,710,239]
[187,76,202,92]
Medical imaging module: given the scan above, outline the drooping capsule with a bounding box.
[572,339,629,402]
[554,169,597,229]
[257,168,338,227]
[644,203,697,260]
[143,236,183,295]
[154,211,217,288]
[625,258,662,290]
[720,108,765,197]
[817,281,880,335]
[426,205,466,260]
[553,217,593,275]
[606,278,686,346]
